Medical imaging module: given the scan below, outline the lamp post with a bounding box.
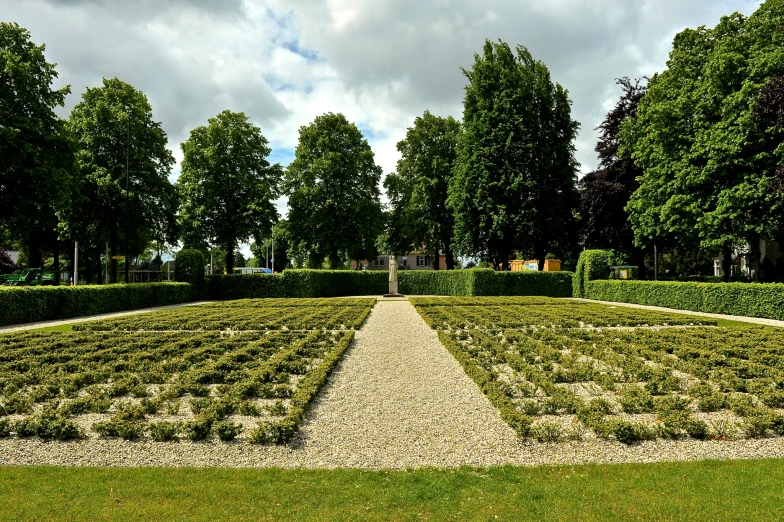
[125,109,131,284]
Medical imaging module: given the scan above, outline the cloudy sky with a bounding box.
[1,0,764,253]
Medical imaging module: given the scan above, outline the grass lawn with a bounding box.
[1,459,783,521]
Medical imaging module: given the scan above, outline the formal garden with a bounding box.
[3,0,784,517]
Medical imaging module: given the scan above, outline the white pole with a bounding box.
[210,250,213,275]
[73,241,79,286]
[266,241,269,270]
[271,225,275,272]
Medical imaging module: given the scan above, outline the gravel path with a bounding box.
[0,301,217,333]
[3,298,784,469]
[570,298,784,328]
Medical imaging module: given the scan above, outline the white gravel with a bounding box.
[3,298,784,469]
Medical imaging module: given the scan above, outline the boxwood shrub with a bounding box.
[585,280,784,321]
[0,282,193,327]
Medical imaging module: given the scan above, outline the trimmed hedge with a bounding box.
[0,283,193,327]
[174,249,206,299]
[573,250,612,298]
[206,268,574,299]
[585,280,784,321]
[206,273,290,300]
[471,270,573,297]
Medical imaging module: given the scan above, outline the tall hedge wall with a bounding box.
[585,280,784,321]
[0,283,193,327]
[174,249,206,299]
[206,269,574,299]
[573,249,612,298]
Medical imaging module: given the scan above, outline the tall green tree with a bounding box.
[67,78,177,283]
[0,22,75,270]
[623,2,784,281]
[384,111,460,269]
[249,219,291,272]
[448,40,580,270]
[284,113,383,269]
[178,110,281,274]
[579,78,648,276]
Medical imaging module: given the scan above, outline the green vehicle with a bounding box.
[1,268,56,286]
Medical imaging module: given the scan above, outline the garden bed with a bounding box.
[0,298,371,444]
[413,297,784,444]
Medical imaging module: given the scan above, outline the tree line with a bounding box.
[2,0,783,282]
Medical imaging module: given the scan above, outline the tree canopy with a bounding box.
[178,110,281,274]
[0,22,74,269]
[284,113,383,269]
[383,111,460,269]
[66,77,177,283]
[622,1,784,280]
[448,40,580,270]
[579,77,648,273]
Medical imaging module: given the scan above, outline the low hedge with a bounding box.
[0,283,193,327]
[584,280,784,321]
[206,273,290,300]
[206,269,573,299]
[471,270,573,297]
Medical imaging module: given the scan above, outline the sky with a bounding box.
[0,0,765,257]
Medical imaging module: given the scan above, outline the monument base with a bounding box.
[382,293,405,298]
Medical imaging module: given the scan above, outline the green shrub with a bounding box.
[573,250,612,298]
[213,421,243,441]
[92,420,145,440]
[531,421,564,442]
[584,280,784,321]
[0,283,193,327]
[183,416,213,441]
[147,421,181,442]
[174,249,206,299]
[619,385,655,414]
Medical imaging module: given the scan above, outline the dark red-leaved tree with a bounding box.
[579,77,648,276]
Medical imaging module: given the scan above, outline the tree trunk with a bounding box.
[499,249,510,271]
[746,233,761,282]
[432,245,440,271]
[328,247,340,270]
[721,246,732,283]
[28,228,42,269]
[85,251,93,284]
[534,242,547,272]
[443,242,455,270]
[634,248,647,280]
[225,243,235,274]
[53,241,60,286]
[110,224,118,284]
[95,247,103,284]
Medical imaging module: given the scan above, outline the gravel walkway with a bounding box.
[3,298,784,469]
[0,301,217,333]
[570,298,784,328]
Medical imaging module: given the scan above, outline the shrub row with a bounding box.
[0,283,193,327]
[206,269,574,299]
[585,280,784,321]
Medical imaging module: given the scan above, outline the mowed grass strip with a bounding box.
[1,459,783,521]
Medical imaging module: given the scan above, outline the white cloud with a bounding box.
[2,0,766,243]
